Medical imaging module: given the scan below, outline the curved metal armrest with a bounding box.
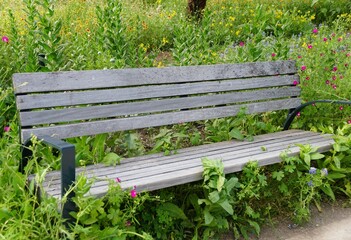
[283,100,351,130]
[20,135,76,220]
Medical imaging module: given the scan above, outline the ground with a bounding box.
[221,198,351,240]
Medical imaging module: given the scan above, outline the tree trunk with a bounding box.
[187,0,207,20]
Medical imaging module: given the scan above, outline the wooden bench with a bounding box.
[13,60,337,220]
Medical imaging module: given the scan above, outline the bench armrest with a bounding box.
[20,135,76,220]
[283,100,351,130]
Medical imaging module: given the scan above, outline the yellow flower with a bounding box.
[236,30,241,36]
[229,16,235,21]
[162,37,168,45]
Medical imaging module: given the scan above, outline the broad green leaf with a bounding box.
[102,152,121,166]
[229,129,244,141]
[272,171,284,181]
[225,177,239,192]
[209,191,220,203]
[319,184,335,201]
[327,172,346,179]
[158,203,189,220]
[217,176,225,192]
[204,209,214,225]
[219,200,234,215]
[310,152,324,160]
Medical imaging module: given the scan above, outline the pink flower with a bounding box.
[323,38,328,42]
[307,44,313,49]
[347,53,350,57]
[130,186,137,198]
[293,80,299,86]
[305,76,310,80]
[348,120,351,124]
[332,66,338,72]
[325,80,330,84]
[301,65,306,71]
[339,106,343,110]
[332,76,336,80]
[115,177,121,183]
[239,41,245,47]
[297,112,301,117]
[312,28,318,34]
[298,55,302,59]
[1,36,9,43]
[4,126,10,132]
[332,84,337,89]
[340,75,343,79]
[271,53,276,57]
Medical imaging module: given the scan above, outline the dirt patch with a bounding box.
[220,199,351,240]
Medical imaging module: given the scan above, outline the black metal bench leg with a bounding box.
[61,144,76,224]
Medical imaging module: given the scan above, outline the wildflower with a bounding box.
[305,76,310,80]
[332,84,337,89]
[307,180,314,187]
[323,37,328,42]
[301,65,306,71]
[125,221,131,227]
[321,168,328,176]
[130,186,137,198]
[293,80,299,86]
[115,177,121,183]
[4,126,10,132]
[339,106,343,110]
[271,53,276,57]
[348,120,351,124]
[297,112,301,117]
[312,28,318,34]
[332,66,338,72]
[239,41,245,47]
[298,55,302,59]
[307,44,313,49]
[338,37,342,42]
[325,80,330,84]
[340,75,343,79]
[1,36,9,43]
[309,167,317,174]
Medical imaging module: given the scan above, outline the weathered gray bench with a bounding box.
[13,60,339,220]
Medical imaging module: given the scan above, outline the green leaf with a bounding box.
[219,200,234,215]
[102,152,121,166]
[310,152,324,160]
[303,153,311,167]
[327,172,346,179]
[272,171,284,181]
[204,209,214,225]
[217,176,225,192]
[209,191,220,203]
[158,203,189,220]
[319,184,335,201]
[229,129,244,141]
[225,177,239,192]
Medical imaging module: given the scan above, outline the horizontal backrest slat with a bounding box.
[20,87,301,126]
[16,75,297,110]
[21,98,301,140]
[13,60,296,93]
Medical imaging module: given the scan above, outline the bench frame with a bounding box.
[13,60,351,221]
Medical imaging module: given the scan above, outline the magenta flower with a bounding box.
[307,44,313,49]
[312,28,318,34]
[323,37,328,42]
[239,41,245,47]
[305,76,310,80]
[332,84,337,89]
[297,112,301,117]
[333,66,338,72]
[130,186,137,198]
[301,65,306,71]
[325,80,330,84]
[115,177,121,183]
[1,36,9,43]
[4,126,10,132]
[297,55,302,59]
[348,120,351,124]
[293,80,299,86]
[271,53,276,57]
[332,76,336,81]
[339,106,343,110]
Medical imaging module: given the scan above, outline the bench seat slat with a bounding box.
[16,75,298,110]
[13,60,297,94]
[21,87,301,126]
[21,98,301,140]
[36,130,333,199]
[39,132,329,188]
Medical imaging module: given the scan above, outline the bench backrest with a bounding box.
[13,60,300,142]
